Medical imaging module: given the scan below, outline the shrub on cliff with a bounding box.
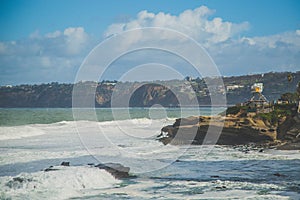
[257,104,296,126]
[223,105,248,116]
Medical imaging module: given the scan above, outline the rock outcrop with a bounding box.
[95,163,131,179]
[158,105,300,149]
[276,115,300,150]
[158,115,275,146]
[44,162,131,179]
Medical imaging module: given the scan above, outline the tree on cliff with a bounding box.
[280,82,300,103]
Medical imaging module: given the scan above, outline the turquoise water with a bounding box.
[0,107,226,126]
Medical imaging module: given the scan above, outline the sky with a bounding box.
[0,0,300,85]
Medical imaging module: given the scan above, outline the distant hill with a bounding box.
[0,71,299,108]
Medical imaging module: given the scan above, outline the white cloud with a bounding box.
[208,31,300,75]
[46,30,61,38]
[29,30,41,39]
[0,27,94,84]
[253,31,300,49]
[102,6,299,77]
[63,27,89,55]
[0,27,91,58]
[104,6,249,44]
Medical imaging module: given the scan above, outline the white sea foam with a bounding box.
[0,121,85,166]
[1,119,300,199]
[0,125,46,141]
[1,120,299,172]
[0,149,90,166]
[90,178,298,200]
[0,166,120,200]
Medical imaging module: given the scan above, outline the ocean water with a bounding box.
[0,108,299,200]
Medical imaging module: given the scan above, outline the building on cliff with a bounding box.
[241,83,272,114]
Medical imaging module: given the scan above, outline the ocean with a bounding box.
[0,108,299,199]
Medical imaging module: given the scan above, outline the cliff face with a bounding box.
[0,82,179,108]
[129,84,179,107]
[0,83,73,107]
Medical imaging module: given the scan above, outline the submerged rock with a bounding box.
[95,163,131,179]
[273,173,286,177]
[60,161,70,166]
[43,162,131,179]
[6,177,33,189]
[44,166,59,172]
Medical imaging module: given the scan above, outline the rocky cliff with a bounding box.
[1,71,299,107]
[128,83,179,107]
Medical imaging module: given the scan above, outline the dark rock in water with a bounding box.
[259,149,264,153]
[43,162,131,179]
[273,173,286,177]
[95,163,131,179]
[61,161,70,166]
[242,149,250,154]
[12,177,27,183]
[44,166,59,172]
[173,116,204,127]
[6,177,33,189]
[215,186,226,189]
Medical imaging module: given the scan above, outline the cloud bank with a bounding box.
[104,6,250,45]
[0,6,299,85]
[104,6,300,76]
[0,27,94,84]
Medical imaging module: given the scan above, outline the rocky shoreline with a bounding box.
[158,106,300,150]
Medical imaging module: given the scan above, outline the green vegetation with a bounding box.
[257,112,276,125]
[224,102,296,126]
[225,83,299,126]
[224,105,248,115]
[280,92,298,103]
[259,104,297,125]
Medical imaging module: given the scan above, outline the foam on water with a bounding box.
[0,125,46,141]
[0,119,300,199]
[0,149,90,166]
[82,178,298,200]
[0,166,121,200]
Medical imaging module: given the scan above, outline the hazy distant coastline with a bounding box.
[1,71,299,108]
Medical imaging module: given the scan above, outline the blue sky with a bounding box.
[1,0,299,40]
[0,0,300,85]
